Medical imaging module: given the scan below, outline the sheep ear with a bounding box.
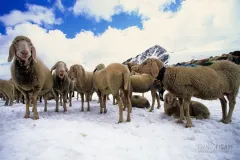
[150,62,159,78]
[51,64,56,73]
[31,46,37,63]
[93,68,97,73]
[8,44,15,62]
[65,66,69,73]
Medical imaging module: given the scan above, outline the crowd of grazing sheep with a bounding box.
[1,35,240,128]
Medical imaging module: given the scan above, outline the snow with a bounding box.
[0,91,240,160]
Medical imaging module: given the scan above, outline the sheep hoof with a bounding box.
[64,109,67,112]
[157,106,160,109]
[100,111,103,114]
[44,109,47,112]
[55,109,59,112]
[33,115,39,120]
[185,123,193,128]
[149,109,153,112]
[176,119,184,123]
[81,108,84,112]
[87,108,90,112]
[118,120,123,123]
[222,119,232,124]
[104,109,107,113]
[24,114,30,118]
[126,119,131,122]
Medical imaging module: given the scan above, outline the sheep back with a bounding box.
[164,60,240,100]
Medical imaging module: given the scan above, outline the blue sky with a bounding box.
[0,0,182,38]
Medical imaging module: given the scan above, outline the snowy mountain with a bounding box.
[123,44,169,64]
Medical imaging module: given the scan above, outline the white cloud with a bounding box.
[72,0,174,21]
[54,0,65,12]
[0,4,62,27]
[73,0,121,22]
[1,0,240,80]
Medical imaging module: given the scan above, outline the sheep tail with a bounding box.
[123,73,130,91]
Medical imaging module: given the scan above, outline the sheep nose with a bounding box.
[21,50,28,56]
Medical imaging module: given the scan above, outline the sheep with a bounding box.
[51,61,73,112]
[131,95,150,108]
[7,35,53,119]
[136,58,240,127]
[68,64,94,111]
[123,62,138,73]
[93,63,132,123]
[164,92,210,119]
[0,79,15,106]
[127,73,161,112]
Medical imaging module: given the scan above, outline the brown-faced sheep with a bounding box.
[0,79,15,106]
[8,35,53,119]
[164,92,210,119]
[93,63,132,123]
[128,73,161,112]
[131,95,150,108]
[136,58,240,128]
[68,64,94,111]
[123,62,138,73]
[51,61,73,112]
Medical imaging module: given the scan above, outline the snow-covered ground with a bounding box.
[0,91,239,160]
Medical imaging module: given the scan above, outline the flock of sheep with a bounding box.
[1,35,240,128]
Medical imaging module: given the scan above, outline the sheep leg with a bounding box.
[103,94,107,113]
[142,93,144,97]
[60,94,63,106]
[184,98,192,128]
[219,97,227,122]
[223,93,236,124]
[63,92,67,112]
[9,97,14,106]
[80,93,84,111]
[55,94,59,112]
[177,98,185,123]
[113,96,116,105]
[69,91,72,107]
[123,90,131,122]
[149,89,156,112]
[72,91,75,97]
[116,95,124,123]
[43,94,48,112]
[77,92,79,101]
[96,91,103,113]
[156,92,161,109]
[4,96,9,106]
[32,96,39,120]
[107,95,110,100]
[24,95,30,118]
[86,93,91,111]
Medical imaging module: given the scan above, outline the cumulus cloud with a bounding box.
[0,4,62,27]
[0,0,240,79]
[72,0,174,21]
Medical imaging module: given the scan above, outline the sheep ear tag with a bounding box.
[150,62,159,78]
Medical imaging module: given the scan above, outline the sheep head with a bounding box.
[51,61,68,79]
[93,63,105,72]
[164,92,178,114]
[8,36,37,66]
[69,64,85,80]
[137,58,164,78]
